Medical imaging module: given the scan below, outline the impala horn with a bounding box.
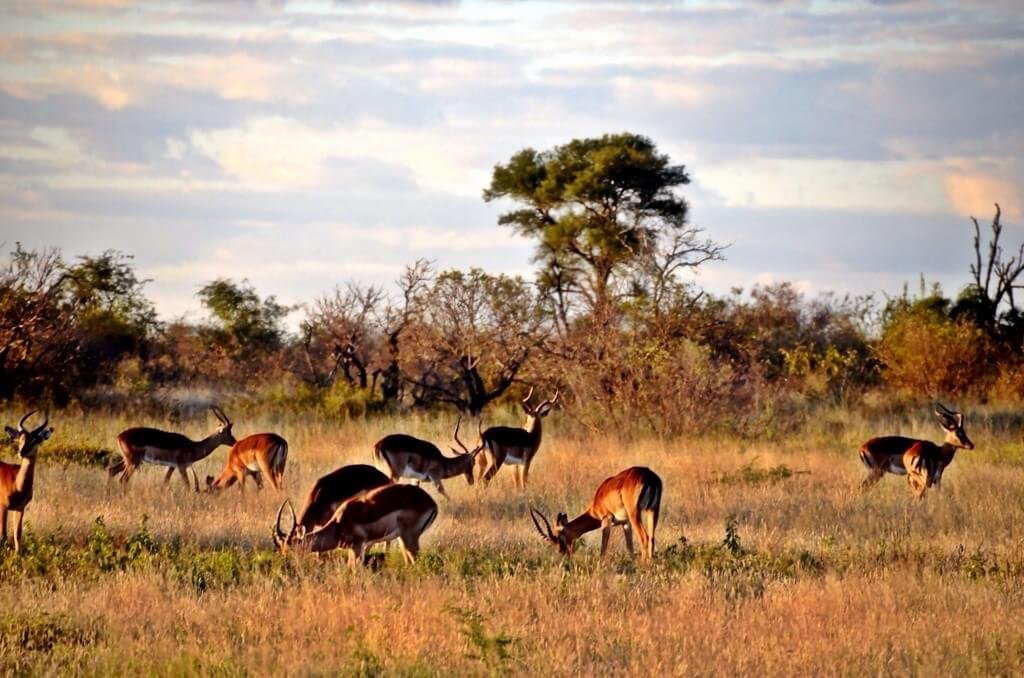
[529,507,555,541]
[273,499,296,548]
[522,386,535,404]
[18,410,37,433]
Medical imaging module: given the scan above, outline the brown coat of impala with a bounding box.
[206,432,288,492]
[109,405,237,492]
[859,403,974,499]
[274,483,438,567]
[477,387,558,489]
[531,466,662,562]
[372,417,480,499]
[1,411,52,554]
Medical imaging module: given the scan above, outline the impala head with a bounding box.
[210,405,237,447]
[935,403,973,450]
[522,387,559,427]
[451,415,484,485]
[530,507,575,557]
[272,499,308,552]
[5,410,53,459]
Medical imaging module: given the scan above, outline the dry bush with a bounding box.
[876,313,994,398]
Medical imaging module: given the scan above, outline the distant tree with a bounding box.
[197,278,290,366]
[484,132,724,328]
[402,268,547,414]
[952,203,1024,346]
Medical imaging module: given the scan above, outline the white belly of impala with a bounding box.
[888,462,907,475]
[142,451,177,467]
[504,453,525,466]
[402,465,429,480]
[246,462,261,472]
[611,508,629,524]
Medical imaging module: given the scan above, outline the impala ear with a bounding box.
[4,426,18,440]
[556,513,568,528]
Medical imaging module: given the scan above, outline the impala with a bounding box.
[206,432,288,492]
[274,464,392,547]
[477,387,558,488]
[109,405,237,492]
[372,417,481,499]
[1,411,52,553]
[273,483,438,567]
[530,466,662,561]
[859,403,974,499]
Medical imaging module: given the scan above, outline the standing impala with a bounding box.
[273,483,438,567]
[1,411,52,554]
[206,432,288,492]
[859,403,974,499]
[477,387,558,489]
[109,405,236,492]
[530,466,662,561]
[372,418,481,499]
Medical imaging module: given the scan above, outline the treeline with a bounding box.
[2,134,1021,436]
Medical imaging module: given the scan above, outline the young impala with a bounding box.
[530,466,662,561]
[273,464,392,548]
[1,411,52,553]
[109,405,236,492]
[273,483,438,567]
[206,432,288,492]
[372,417,481,499]
[859,403,974,499]
[477,387,558,489]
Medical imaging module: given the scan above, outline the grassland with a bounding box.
[2,407,1024,676]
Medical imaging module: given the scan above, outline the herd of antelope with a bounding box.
[0,395,975,564]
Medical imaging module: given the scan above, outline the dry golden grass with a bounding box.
[2,408,1024,676]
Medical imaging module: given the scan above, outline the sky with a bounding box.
[0,0,1021,323]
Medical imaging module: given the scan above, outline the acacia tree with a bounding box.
[484,132,724,330]
[402,268,546,414]
[197,278,291,371]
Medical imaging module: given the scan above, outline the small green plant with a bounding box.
[715,460,807,486]
[447,605,516,672]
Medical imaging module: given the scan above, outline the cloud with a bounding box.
[946,173,1022,220]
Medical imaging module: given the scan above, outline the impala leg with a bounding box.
[860,470,884,490]
[622,525,636,558]
[399,534,419,564]
[120,464,137,485]
[628,514,651,561]
[512,466,522,489]
[177,466,193,491]
[430,475,449,501]
[482,460,502,487]
[12,510,23,554]
[599,523,612,558]
[163,467,175,484]
[255,454,274,491]
[521,461,531,489]
[1,508,7,546]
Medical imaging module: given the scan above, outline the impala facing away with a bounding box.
[859,403,974,499]
[477,387,558,489]
[1,411,52,553]
[530,466,662,562]
[206,433,288,492]
[110,406,236,492]
[273,483,438,567]
[372,418,481,499]
[273,464,391,547]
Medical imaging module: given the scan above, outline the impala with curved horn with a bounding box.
[859,403,974,499]
[109,405,237,492]
[372,417,481,499]
[477,387,559,489]
[1,411,52,553]
[530,466,662,562]
[206,432,288,493]
[273,483,438,567]
[273,464,391,550]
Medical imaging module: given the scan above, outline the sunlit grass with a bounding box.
[1,407,1023,675]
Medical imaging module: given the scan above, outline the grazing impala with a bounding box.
[273,483,438,567]
[274,464,392,549]
[477,387,559,488]
[530,466,662,562]
[1,411,52,553]
[859,403,974,499]
[206,433,288,492]
[109,405,237,492]
[372,418,481,499]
